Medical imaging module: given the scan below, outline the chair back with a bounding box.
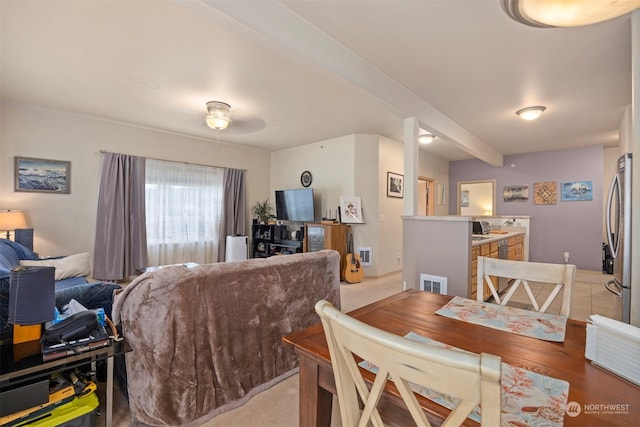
[477,256,576,316]
[315,300,502,427]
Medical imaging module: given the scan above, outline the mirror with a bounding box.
[457,180,496,216]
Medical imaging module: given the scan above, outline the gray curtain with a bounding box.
[217,168,246,261]
[93,153,148,280]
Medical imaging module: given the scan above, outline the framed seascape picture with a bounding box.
[340,196,364,224]
[503,185,528,202]
[14,157,71,194]
[387,172,404,198]
[561,180,593,201]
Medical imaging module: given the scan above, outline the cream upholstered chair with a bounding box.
[477,256,576,317]
[315,300,502,427]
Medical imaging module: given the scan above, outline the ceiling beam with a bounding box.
[200,0,504,167]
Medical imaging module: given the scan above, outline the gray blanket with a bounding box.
[113,250,340,426]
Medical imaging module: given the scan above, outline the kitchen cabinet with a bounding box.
[470,232,524,301]
[508,234,524,261]
[470,241,499,301]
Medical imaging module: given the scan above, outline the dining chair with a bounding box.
[477,256,576,317]
[315,300,502,427]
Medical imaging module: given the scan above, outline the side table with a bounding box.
[0,339,130,427]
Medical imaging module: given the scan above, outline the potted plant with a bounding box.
[251,198,273,224]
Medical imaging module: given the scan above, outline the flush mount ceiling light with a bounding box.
[205,101,232,130]
[516,106,546,121]
[502,0,640,28]
[418,133,435,144]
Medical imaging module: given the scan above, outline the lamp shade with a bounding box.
[8,266,55,325]
[205,101,232,130]
[0,210,27,232]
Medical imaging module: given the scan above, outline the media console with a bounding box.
[251,223,304,258]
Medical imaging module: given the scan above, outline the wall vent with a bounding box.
[357,247,372,266]
[420,273,448,295]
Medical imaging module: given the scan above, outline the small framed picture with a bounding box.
[15,156,71,194]
[503,185,529,202]
[534,181,557,205]
[340,196,364,224]
[561,181,593,201]
[460,190,469,207]
[387,172,404,198]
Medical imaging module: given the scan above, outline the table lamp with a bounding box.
[8,266,55,345]
[0,210,27,240]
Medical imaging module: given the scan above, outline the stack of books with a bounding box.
[41,325,110,362]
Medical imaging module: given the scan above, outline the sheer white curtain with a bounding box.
[145,159,224,266]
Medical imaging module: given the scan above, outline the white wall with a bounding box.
[270,134,451,278]
[270,135,356,221]
[353,135,381,274]
[418,151,450,216]
[1,102,270,257]
[377,137,405,274]
[270,134,394,276]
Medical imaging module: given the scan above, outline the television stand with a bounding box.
[251,224,303,258]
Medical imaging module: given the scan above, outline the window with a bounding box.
[145,159,224,265]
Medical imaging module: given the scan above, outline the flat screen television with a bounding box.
[275,188,315,222]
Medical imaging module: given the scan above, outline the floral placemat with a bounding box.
[359,332,569,426]
[436,296,567,342]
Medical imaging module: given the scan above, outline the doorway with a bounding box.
[418,176,434,216]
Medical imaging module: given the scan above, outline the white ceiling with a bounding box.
[1,1,634,163]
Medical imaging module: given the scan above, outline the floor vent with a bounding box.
[420,273,448,295]
[357,247,372,266]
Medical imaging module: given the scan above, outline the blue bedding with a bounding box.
[0,239,121,341]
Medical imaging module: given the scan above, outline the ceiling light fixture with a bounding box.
[501,0,640,28]
[205,101,232,130]
[516,106,546,121]
[418,133,435,144]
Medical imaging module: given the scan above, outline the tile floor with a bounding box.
[505,269,620,321]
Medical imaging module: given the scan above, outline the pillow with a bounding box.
[19,252,91,281]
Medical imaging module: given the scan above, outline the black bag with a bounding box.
[42,311,98,344]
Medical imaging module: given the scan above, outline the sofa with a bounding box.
[0,238,121,341]
[112,249,341,426]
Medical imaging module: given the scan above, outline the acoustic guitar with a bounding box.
[344,228,364,284]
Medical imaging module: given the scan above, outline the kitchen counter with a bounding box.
[471,229,524,246]
[402,217,530,299]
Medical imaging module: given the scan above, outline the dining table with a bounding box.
[282,290,640,427]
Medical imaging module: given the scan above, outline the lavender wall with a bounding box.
[449,146,604,270]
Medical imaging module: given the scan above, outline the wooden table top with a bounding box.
[283,290,640,426]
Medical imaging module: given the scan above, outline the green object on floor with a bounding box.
[12,391,98,427]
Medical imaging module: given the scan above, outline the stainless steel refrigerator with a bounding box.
[605,153,632,323]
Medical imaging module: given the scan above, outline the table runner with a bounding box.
[436,296,567,342]
[360,332,569,426]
